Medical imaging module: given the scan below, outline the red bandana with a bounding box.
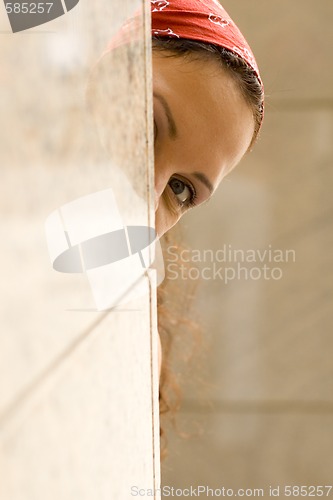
[106,1,261,83]
[151,0,262,85]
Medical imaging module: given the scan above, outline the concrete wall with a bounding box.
[0,1,160,499]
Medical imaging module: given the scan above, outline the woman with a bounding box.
[150,0,264,448]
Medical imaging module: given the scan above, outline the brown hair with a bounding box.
[158,229,204,461]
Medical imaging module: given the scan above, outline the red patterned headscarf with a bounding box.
[107,0,262,84]
[151,0,262,85]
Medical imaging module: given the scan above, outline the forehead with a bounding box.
[152,51,254,183]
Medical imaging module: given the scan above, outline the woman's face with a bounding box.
[153,50,255,237]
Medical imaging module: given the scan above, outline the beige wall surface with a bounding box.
[0,1,160,499]
[162,0,333,497]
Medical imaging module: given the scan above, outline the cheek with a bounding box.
[155,196,181,237]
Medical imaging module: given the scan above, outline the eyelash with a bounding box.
[169,177,197,209]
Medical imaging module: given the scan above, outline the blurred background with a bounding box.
[162,0,333,496]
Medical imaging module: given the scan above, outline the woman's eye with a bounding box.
[168,177,196,207]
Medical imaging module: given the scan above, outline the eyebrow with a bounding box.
[153,92,215,196]
[153,92,178,140]
[193,172,214,195]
